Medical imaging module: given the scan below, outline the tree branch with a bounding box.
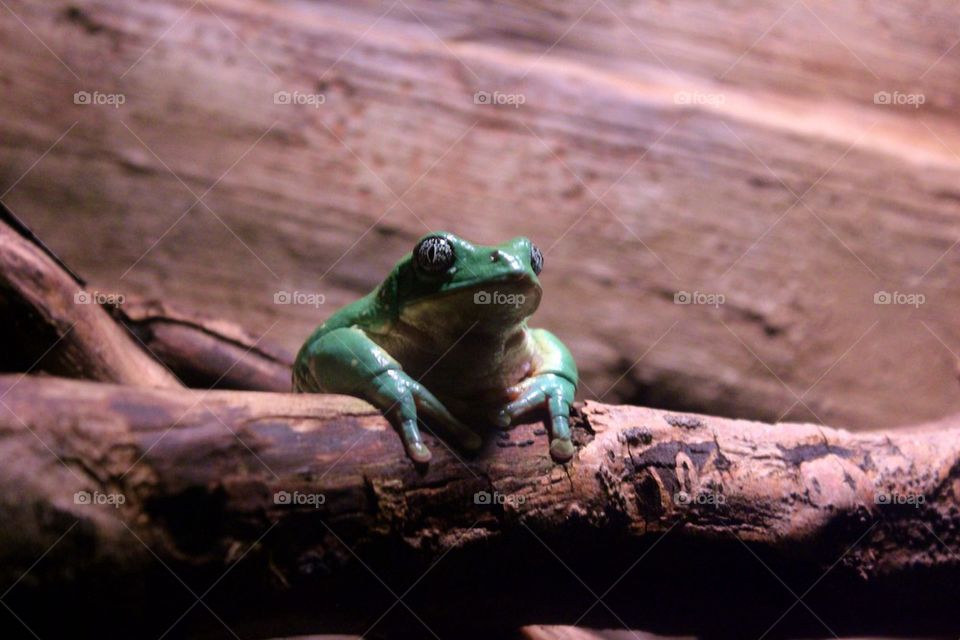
[1,375,958,638]
[115,297,293,391]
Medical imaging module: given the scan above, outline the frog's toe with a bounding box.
[493,409,512,429]
[549,438,575,463]
[407,441,432,464]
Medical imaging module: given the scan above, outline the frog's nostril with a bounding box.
[490,250,501,262]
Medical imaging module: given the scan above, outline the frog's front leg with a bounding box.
[294,326,481,464]
[496,328,579,462]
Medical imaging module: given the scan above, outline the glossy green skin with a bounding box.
[293,232,579,464]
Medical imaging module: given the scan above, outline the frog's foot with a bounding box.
[498,373,576,463]
[371,370,481,464]
[414,392,483,454]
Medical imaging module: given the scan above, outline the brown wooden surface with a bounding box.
[3,1,960,434]
[116,296,293,391]
[1,375,958,637]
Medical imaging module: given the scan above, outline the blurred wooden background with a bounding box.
[3,0,960,430]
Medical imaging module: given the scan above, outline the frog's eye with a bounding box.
[530,243,544,275]
[413,236,455,274]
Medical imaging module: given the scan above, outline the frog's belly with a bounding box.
[371,326,537,417]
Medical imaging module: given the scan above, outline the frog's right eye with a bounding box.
[413,236,455,274]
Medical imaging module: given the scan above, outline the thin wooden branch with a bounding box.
[115,297,293,391]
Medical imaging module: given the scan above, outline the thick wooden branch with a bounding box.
[2,375,958,638]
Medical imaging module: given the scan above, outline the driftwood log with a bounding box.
[2,377,960,639]
[1,216,959,639]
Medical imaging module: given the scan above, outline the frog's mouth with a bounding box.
[400,275,542,332]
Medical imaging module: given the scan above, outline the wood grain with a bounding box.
[1,375,958,637]
[2,0,960,432]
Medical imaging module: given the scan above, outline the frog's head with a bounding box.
[388,232,544,334]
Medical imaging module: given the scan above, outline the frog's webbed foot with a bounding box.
[497,372,576,462]
[370,369,482,464]
[295,326,480,465]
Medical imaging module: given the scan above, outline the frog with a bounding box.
[293,232,579,465]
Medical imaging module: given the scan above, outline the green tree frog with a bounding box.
[293,232,579,465]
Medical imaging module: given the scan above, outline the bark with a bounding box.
[1,375,958,638]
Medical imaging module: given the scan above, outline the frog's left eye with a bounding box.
[414,236,455,274]
[530,243,544,275]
